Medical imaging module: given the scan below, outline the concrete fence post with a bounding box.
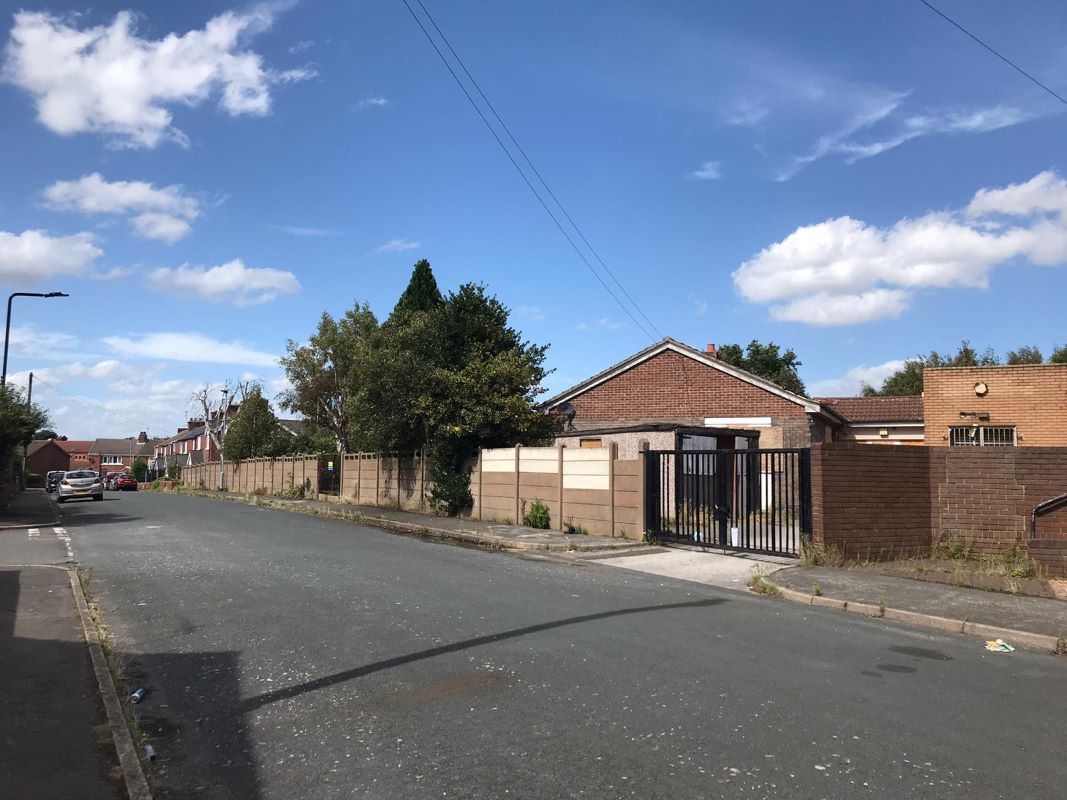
[514,444,522,525]
[609,442,617,538]
[356,453,362,504]
[557,445,565,531]
[476,450,483,521]
[375,452,381,508]
[419,449,426,508]
[637,440,649,538]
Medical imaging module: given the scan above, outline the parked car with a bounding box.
[114,474,138,491]
[104,473,122,490]
[56,470,103,503]
[46,470,64,493]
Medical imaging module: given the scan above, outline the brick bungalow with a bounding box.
[815,396,924,446]
[542,337,844,453]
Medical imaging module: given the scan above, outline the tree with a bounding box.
[1051,344,1067,364]
[1006,346,1043,365]
[280,304,379,451]
[34,428,58,440]
[0,385,49,489]
[864,340,1002,396]
[388,258,444,322]
[717,340,807,395]
[192,380,251,466]
[223,385,293,460]
[130,460,148,482]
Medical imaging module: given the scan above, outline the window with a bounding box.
[949,426,1016,447]
[579,438,602,448]
[102,455,125,465]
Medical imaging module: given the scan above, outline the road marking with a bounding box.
[28,528,39,538]
[53,527,74,562]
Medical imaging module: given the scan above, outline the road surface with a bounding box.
[42,491,1067,799]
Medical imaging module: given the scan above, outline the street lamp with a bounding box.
[2,291,70,387]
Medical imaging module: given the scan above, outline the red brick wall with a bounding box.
[812,445,1067,574]
[563,350,807,420]
[810,444,934,559]
[27,444,69,476]
[923,364,1067,445]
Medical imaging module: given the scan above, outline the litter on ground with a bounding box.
[984,639,1015,653]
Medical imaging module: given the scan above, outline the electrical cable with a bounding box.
[411,0,664,340]
[398,0,659,341]
[917,0,1067,107]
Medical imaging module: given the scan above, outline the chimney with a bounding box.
[137,431,148,444]
[706,343,717,357]
[177,427,188,434]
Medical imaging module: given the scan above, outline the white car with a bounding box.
[56,470,103,503]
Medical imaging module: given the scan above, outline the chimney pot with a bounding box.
[137,431,148,444]
[706,343,716,356]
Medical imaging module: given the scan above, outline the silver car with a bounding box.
[56,469,103,503]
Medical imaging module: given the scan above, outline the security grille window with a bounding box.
[949,426,1017,447]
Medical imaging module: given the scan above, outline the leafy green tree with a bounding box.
[280,304,379,451]
[864,340,1002,396]
[388,259,444,322]
[224,385,293,460]
[34,428,58,439]
[1006,346,1043,365]
[130,460,148,482]
[0,385,49,489]
[717,340,807,396]
[1051,344,1067,364]
[356,274,559,513]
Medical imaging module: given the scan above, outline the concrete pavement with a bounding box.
[0,564,124,799]
[53,491,1067,799]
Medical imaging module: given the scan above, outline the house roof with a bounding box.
[158,425,207,446]
[815,396,924,424]
[90,438,143,456]
[54,439,94,454]
[541,337,827,415]
[277,419,307,436]
[27,439,64,457]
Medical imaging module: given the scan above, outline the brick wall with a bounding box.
[811,444,933,560]
[812,444,1067,575]
[923,364,1067,445]
[563,350,807,420]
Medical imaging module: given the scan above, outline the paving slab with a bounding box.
[0,488,59,529]
[772,565,1067,640]
[589,545,793,591]
[0,566,123,798]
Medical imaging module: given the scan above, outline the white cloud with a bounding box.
[811,359,908,396]
[147,259,301,306]
[687,160,722,181]
[357,96,388,109]
[778,94,1033,180]
[271,67,316,84]
[689,295,708,315]
[104,332,279,367]
[43,173,200,243]
[272,225,347,237]
[733,171,1067,325]
[289,40,314,54]
[0,229,101,282]
[516,305,545,321]
[109,376,199,399]
[5,324,85,361]
[577,318,626,332]
[3,8,299,148]
[376,238,420,253]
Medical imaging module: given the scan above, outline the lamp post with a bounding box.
[2,291,70,387]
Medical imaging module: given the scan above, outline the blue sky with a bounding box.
[2,0,1066,438]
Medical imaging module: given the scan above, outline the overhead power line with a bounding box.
[918,0,1067,107]
[399,0,662,341]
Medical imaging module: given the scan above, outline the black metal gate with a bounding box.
[318,453,340,496]
[644,448,811,557]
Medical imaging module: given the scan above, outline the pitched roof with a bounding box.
[27,439,64,457]
[54,439,94,454]
[277,419,307,436]
[541,337,825,414]
[815,396,924,423]
[90,438,142,455]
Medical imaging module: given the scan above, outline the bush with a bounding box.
[130,460,148,482]
[522,500,551,529]
[563,521,589,536]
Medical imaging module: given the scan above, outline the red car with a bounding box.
[114,474,139,491]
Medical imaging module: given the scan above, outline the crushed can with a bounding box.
[130,688,146,704]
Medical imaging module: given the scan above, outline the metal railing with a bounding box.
[644,448,811,556]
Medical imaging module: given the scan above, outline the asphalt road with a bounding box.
[48,491,1067,799]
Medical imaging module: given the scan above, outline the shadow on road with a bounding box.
[57,503,142,528]
[241,597,728,712]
